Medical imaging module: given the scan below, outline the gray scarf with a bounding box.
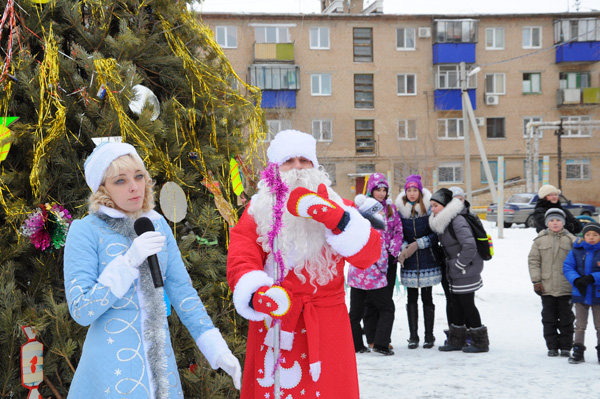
[96,213,169,399]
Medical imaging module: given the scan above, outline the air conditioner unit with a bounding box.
[475,117,485,127]
[418,27,431,38]
[485,95,499,105]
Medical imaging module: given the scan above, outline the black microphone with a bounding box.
[133,217,164,288]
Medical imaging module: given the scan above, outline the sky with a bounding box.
[195,0,600,15]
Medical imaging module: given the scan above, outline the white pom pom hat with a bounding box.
[538,184,560,200]
[266,129,319,168]
[84,142,144,192]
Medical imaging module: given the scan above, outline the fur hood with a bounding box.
[395,188,432,219]
[428,198,465,234]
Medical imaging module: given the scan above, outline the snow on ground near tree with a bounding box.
[350,222,598,399]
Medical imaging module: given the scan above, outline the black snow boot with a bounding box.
[462,325,490,353]
[569,344,585,364]
[423,304,435,349]
[407,303,419,349]
[439,324,467,352]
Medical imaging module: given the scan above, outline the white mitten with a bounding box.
[216,353,242,390]
[124,231,165,268]
[97,258,140,298]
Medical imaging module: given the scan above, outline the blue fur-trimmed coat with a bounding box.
[64,206,231,398]
[395,188,442,288]
[563,239,600,305]
[429,198,484,294]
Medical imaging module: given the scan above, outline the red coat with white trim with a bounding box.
[227,204,381,399]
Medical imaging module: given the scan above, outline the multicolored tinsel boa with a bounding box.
[20,203,72,252]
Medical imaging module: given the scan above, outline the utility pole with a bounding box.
[555,120,564,191]
[461,62,472,204]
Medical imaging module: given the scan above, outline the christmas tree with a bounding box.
[0,0,264,397]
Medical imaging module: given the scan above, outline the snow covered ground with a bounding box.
[351,222,598,399]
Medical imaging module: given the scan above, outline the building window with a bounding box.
[437,118,464,140]
[554,18,600,43]
[356,164,376,174]
[354,74,374,108]
[355,120,375,154]
[486,118,505,139]
[485,73,505,95]
[396,28,416,50]
[433,19,478,43]
[250,65,300,90]
[523,26,542,48]
[559,72,591,89]
[311,74,332,96]
[310,27,330,49]
[394,163,420,186]
[561,115,592,137]
[312,120,332,141]
[436,65,476,89]
[485,27,504,50]
[216,26,237,48]
[353,28,373,62]
[522,73,541,94]
[255,26,290,43]
[266,119,292,141]
[398,119,417,140]
[566,159,591,180]
[480,160,505,184]
[322,163,337,186]
[438,162,463,183]
[523,116,543,138]
[397,74,417,95]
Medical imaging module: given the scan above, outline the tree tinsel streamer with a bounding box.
[20,203,73,252]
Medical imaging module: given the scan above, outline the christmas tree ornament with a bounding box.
[0,116,18,162]
[159,181,187,223]
[128,84,160,121]
[235,154,257,190]
[0,0,19,85]
[229,157,245,196]
[21,326,43,399]
[188,151,199,160]
[20,203,73,252]
[201,172,238,227]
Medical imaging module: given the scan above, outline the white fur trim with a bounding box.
[326,207,371,257]
[309,361,321,382]
[232,270,274,321]
[428,198,465,234]
[264,328,295,351]
[396,188,432,219]
[98,205,161,221]
[97,255,139,298]
[195,328,232,369]
[266,129,320,168]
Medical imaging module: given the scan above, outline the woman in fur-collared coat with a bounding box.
[429,188,489,353]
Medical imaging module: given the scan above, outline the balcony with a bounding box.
[554,18,600,63]
[433,43,476,64]
[557,88,600,106]
[555,42,600,63]
[434,89,477,111]
[253,42,295,62]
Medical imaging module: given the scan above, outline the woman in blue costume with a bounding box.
[64,142,241,398]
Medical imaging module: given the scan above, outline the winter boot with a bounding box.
[407,303,419,349]
[462,325,490,353]
[568,344,585,364]
[439,324,467,352]
[423,304,435,349]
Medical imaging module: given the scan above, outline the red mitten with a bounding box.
[252,285,291,318]
[287,184,345,231]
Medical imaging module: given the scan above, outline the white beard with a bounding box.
[248,167,343,288]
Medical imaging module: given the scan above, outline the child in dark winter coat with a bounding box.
[563,222,600,364]
[528,208,576,357]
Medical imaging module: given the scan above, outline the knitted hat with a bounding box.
[449,186,465,199]
[366,173,389,198]
[354,194,385,230]
[266,129,319,168]
[84,142,144,192]
[430,188,454,207]
[582,222,600,236]
[538,184,561,200]
[404,174,423,192]
[544,208,566,226]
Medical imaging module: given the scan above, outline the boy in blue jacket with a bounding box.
[563,222,600,364]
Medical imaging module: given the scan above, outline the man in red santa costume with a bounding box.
[227,129,381,398]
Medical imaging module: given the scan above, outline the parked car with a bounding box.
[486,193,596,228]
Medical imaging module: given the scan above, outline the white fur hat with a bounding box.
[266,129,319,168]
[84,142,144,192]
[538,184,560,200]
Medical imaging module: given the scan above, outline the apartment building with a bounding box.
[201,1,600,206]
